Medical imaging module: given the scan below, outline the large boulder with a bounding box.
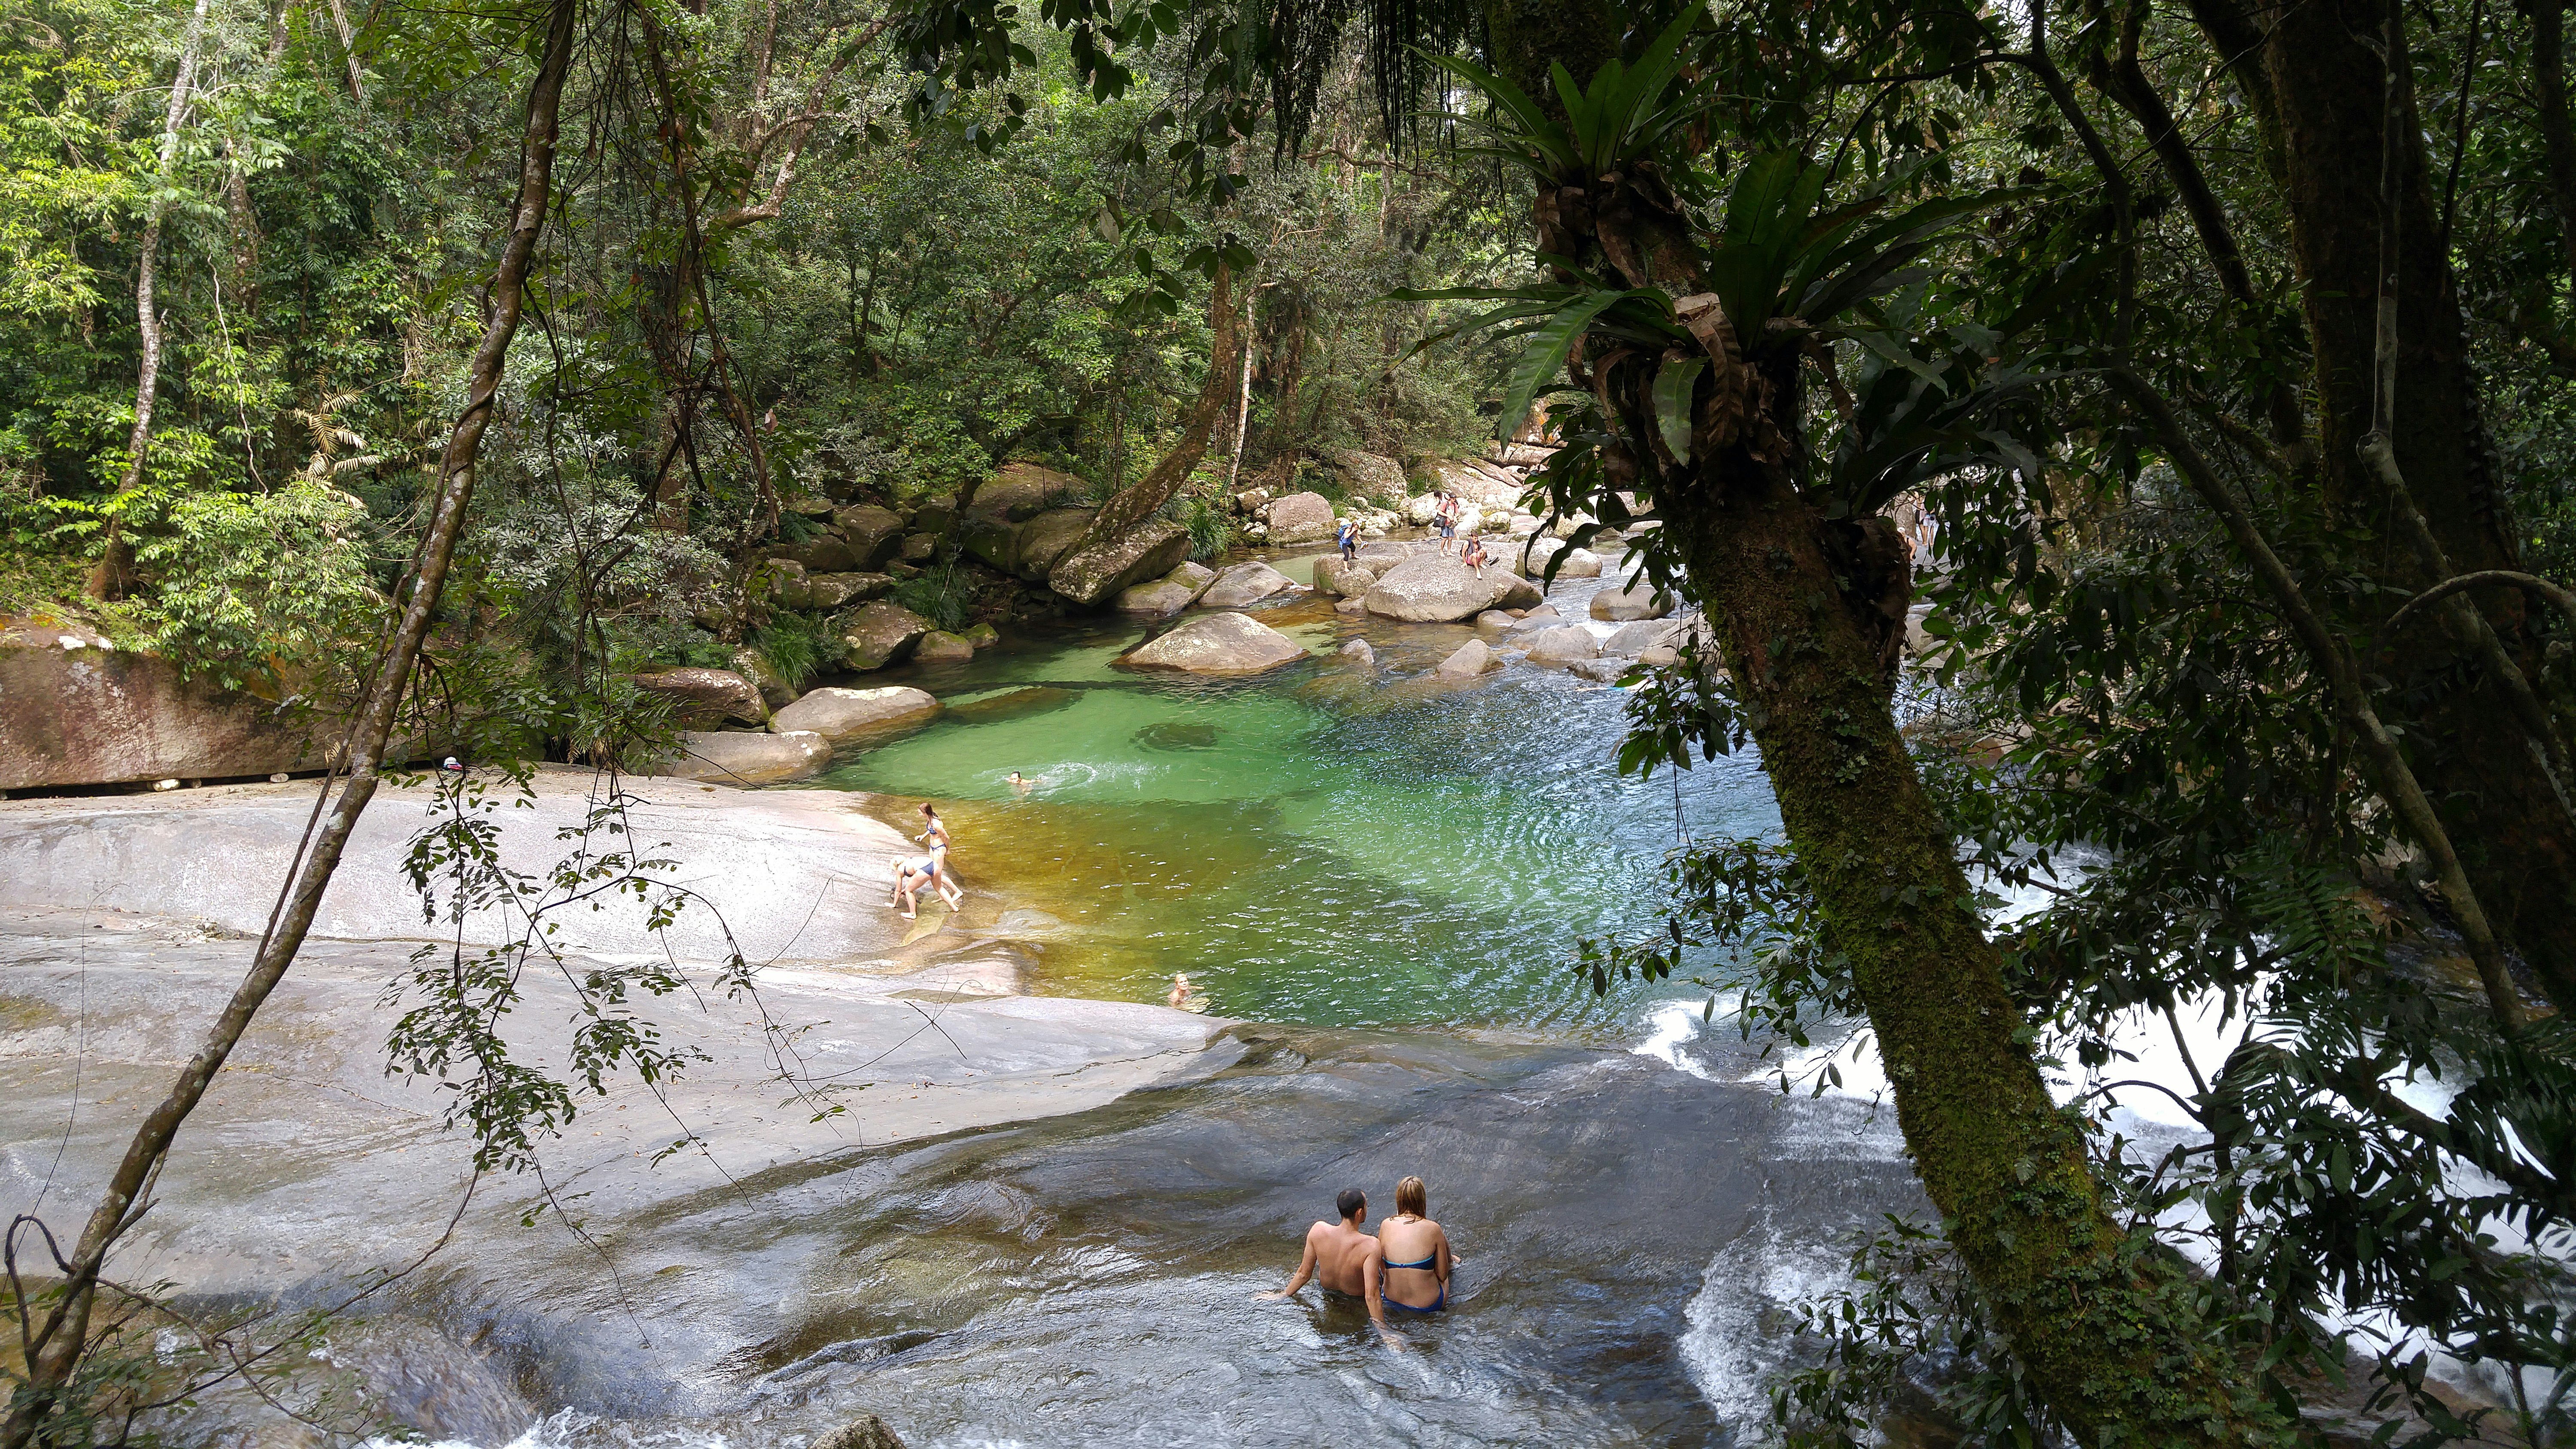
[662,729,831,785]
[1338,637,1376,667]
[1264,491,1337,544]
[630,667,766,727]
[1492,573,1544,610]
[1312,558,1377,598]
[1121,612,1308,674]
[839,601,932,671]
[0,620,335,790]
[1473,610,1518,636]
[1523,626,1601,665]
[766,557,811,608]
[968,461,1084,521]
[965,505,1099,582]
[1329,450,1408,502]
[915,630,975,663]
[1115,561,1218,615]
[1400,494,1442,526]
[771,685,941,741]
[730,647,798,710]
[1047,516,1192,607]
[1434,638,1500,678]
[1413,458,1520,504]
[1604,618,1685,656]
[806,572,895,610]
[778,533,861,573]
[1361,553,1522,623]
[1590,581,1678,621]
[830,504,907,570]
[1356,540,1418,565]
[1200,561,1299,608]
[1550,547,1604,579]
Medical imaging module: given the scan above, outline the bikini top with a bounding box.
[1383,1221,1439,1271]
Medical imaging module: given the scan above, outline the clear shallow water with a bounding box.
[820,565,1778,1035]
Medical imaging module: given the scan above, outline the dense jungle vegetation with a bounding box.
[23,0,2576,1443]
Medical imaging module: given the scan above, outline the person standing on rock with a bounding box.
[1337,515,1358,563]
[1436,493,1460,554]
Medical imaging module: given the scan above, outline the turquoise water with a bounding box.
[817,563,1780,1036]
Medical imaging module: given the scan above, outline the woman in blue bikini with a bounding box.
[1377,1175,1455,1312]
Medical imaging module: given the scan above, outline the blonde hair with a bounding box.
[1395,1175,1427,1218]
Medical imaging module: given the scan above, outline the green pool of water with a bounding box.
[818,574,1776,1036]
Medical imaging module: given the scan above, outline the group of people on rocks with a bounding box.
[1336,493,1490,576]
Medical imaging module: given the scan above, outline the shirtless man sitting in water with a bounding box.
[1257,1187,1399,1346]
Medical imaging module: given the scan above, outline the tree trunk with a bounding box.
[1,5,576,1442]
[1662,367,2286,1446]
[1044,263,1239,602]
[1480,4,2289,1439]
[2202,0,2576,1011]
[87,0,211,601]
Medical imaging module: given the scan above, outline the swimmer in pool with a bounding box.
[1376,1175,1455,1313]
[1258,1187,1399,1346]
[1167,972,1196,1009]
[1008,771,1035,794]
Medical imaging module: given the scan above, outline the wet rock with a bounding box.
[1338,638,1376,666]
[964,622,1000,648]
[1590,582,1677,621]
[1329,449,1408,502]
[1115,562,1217,615]
[1604,618,1683,656]
[1048,516,1191,606]
[1474,610,1518,636]
[839,601,932,671]
[1264,491,1337,544]
[772,685,941,741]
[1136,721,1221,750]
[1434,639,1498,678]
[630,667,766,727]
[731,647,798,709]
[812,1415,908,1449]
[1522,626,1600,664]
[1312,557,1376,598]
[1121,612,1307,674]
[1334,597,1367,615]
[1638,645,1680,667]
[1361,554,1520,623]
[1200,561,1300,608]
[1552,547,1604,579]
[1492,573,1544,610]
[1570,656,1631,683]
[950,686,1076,723]
[806,572,895,610]
[915,630,975,663]
[832,505,908,570]
[664,729,831,785]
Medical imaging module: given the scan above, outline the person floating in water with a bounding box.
[1377,1175,1455,1313]
[1258,1187,1399,1346]
[1007,770,1032,793]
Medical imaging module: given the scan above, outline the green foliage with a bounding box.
[122,480,386,694]
[752,616,830,692]
[890,563,972,632]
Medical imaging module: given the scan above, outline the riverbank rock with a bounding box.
[1604,618,1684,656]
[1552,547,1604,579]
[1522,626,1601,665]
[630,668,766,727]
[771,685,941,742]
[1492,572,1543,609]
[1590,582,1677,621]
[1338,638,1376,667]
[1361,554,1522,622]
[1200,561,1299,608]
[1115,561,1216,614]
[1434,639,1499,678]
[1122,612,1307,674]
[1329,449,1408,502]
[839,601,932,670]
[0,619,339,790]
[665,729,832,784]
[969,460,1084,520]
[1265,492,1337,543]
[1570,657,1630,683]
[1313,558,1376,598]
[1048,517,1192,607]
[1474,610,1517,635]
[830,505,907,570]
[806,572,895,610]
[916,630,975,663]
[731,647,798,709]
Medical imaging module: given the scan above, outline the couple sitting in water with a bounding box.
[1257,1176,1455,1343]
